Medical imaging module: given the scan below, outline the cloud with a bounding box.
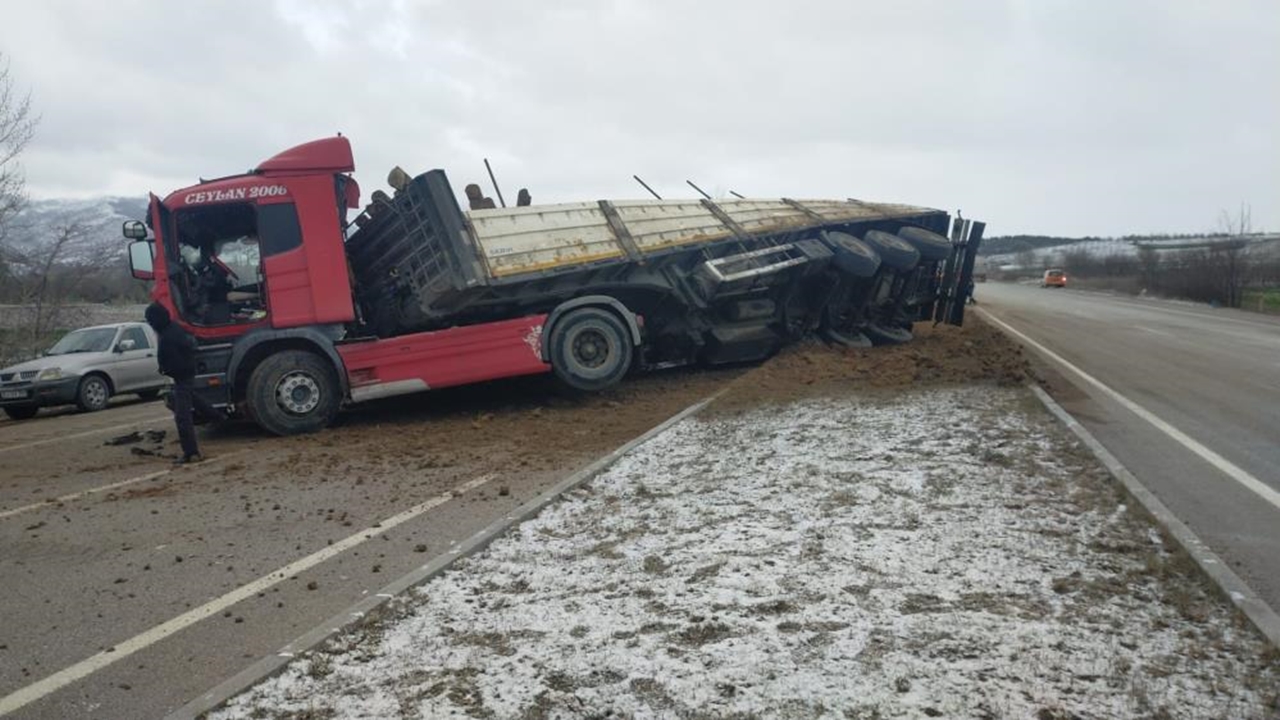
[1,0,1276,235]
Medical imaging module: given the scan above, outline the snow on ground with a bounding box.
[214,386,1279,719]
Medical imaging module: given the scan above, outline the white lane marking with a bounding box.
[0,472,496,716]
[1136,325,1174,338]
[0,450,251,520]
[978,308,1280,512]
[0,413,171,455]
[0,471,168,520]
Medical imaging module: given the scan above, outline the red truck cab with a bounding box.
[125,137,550,435]
[131,137,359,336]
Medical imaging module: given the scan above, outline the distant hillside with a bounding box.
[1,196,148,265]
[980,232,1257,258]
[980,235,1102,256]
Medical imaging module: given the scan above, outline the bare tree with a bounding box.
[1217,202,1253,237]
[22,223,96,338]
[0,52,37,252]
[1137,245,1159,294]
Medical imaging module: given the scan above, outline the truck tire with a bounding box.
[3,405,38,420]
[862,230,920,272]
[819,327,873,348]
[819,231,881,277]
[896,227,952,262]
[864,322,913,346]
[76,374,111,412]
[548,307,633,392]
[244,350,341,435]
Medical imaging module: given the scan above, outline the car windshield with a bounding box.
[46,328,117,355]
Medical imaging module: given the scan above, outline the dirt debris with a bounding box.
[711,318,1029,416]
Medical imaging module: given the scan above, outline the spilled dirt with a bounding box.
[712,317,1030,415]
[256,317,1030,484]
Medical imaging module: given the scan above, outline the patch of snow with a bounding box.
[213,387,1278,719]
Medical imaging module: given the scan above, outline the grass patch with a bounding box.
[1242,287,1280,315]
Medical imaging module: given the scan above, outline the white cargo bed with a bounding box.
[465,197,937,279]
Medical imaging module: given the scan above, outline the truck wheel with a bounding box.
[3,405,38,420]
[862,230,920,272]
[819,231,881,277]
[896,227,952,262]
[819,327,873,348]
[865,322,913,346]
[245,350,341,435]
[76,374,111,412]
[548,307,633,392]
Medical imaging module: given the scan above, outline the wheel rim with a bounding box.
[275,372,321,415]
[571,328,611,369]
[85,379,107,407]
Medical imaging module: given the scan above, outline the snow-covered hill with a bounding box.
[982,234,1280,271]
[2,196,149,265]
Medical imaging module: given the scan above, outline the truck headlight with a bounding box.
[36,367,63,381]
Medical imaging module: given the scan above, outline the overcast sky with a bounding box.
[1,0,1276,236]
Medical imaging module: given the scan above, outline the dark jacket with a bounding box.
[145,303,197,382]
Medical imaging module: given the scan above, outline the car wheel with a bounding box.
[76,375,111,412]
[3,405,38,420]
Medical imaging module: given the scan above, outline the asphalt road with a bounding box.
[0,369,737,719]
[977,282,1280,614]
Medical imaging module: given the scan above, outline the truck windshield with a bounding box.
[47,328,117,355]
[172,202,266,325]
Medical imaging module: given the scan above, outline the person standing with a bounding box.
[145,302,219,463]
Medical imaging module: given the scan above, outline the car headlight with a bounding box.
[36,367,63,381]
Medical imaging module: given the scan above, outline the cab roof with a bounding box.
[162,137,355,208]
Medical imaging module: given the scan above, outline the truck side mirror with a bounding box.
[129,240,155,280]
[123,220,148,240]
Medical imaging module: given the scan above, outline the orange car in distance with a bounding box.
[1042,268,1067,288]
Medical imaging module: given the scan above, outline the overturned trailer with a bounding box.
[125,137,983,434]
[347,168,984,389]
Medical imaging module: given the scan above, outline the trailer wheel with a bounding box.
[548,307,633,392]
[819,231,881,277]
[244,350,341,436]
[896,227,952,262]
[864,322,913,346]
[862,230,920,272]
[819,327,873,348]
